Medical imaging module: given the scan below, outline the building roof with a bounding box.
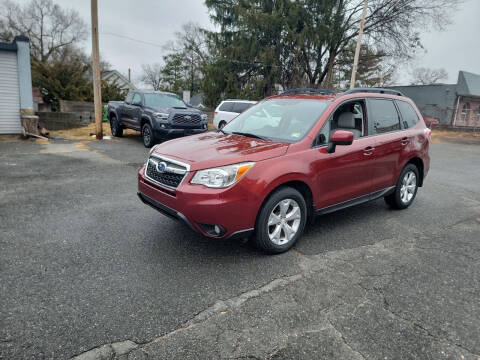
[102,70,136,90]
[457,71,480,97]
[0,40,17,52]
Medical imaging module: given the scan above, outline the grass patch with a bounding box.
[432,129,480,143]
[49,122,138,140]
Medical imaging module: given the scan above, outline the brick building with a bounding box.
[389,71,480,128]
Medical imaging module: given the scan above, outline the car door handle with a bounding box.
[400,137,409,145]
[363,146,375,155]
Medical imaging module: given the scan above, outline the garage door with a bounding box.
[0,51,22,134]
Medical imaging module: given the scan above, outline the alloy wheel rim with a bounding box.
[143,127,150,145]
[400,171,416,203]
[267,198,301,245]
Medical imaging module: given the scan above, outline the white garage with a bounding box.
[0,51,22,134]
[0,36,34,134]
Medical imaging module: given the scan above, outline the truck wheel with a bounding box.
[142,123,156,148]
[110,115,123,137]
[253,187,307,254]
[384,163,419,209]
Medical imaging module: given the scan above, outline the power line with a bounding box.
[100,32,165,49]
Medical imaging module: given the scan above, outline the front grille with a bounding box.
[145,157,188,189]
[172,113,202,125]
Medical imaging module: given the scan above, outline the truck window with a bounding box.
[132,93,142,105]
[125,92,133,104]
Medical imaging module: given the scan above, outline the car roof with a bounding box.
[133,90,180,97]
[222,99,257,103]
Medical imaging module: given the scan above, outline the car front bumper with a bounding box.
[154,127,207,138]
[137,165,257,239]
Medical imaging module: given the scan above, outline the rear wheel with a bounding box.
[218,121,226,129]
[385,163,419,209]
[253,187,307,254]
[142,123,156,148]
[110,115,123,137]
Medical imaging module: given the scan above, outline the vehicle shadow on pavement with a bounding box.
[297,199,406,255]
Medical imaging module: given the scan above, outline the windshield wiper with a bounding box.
[232,131,269,140]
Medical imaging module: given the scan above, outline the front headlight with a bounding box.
[201,113,208,121]
[191,162,254,188]
[153,112,169,120]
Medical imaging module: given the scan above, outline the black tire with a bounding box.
[142,122,156,148]
[253,187,307,254]
[218,121,226,129]
[384,163,420,209]
[110,114,123,137]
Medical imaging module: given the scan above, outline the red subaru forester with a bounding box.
[138,88,430,253]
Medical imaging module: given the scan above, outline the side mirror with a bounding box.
[327,130,354,153]
[132,100,142,106]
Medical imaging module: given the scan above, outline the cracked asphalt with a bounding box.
[1,135,479,359]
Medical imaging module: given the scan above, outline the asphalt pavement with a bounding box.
[0,135,479,359]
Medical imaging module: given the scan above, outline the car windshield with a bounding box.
[144,93,187,108]
[222,98,331,142]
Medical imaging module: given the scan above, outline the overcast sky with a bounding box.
[27,0,480,86]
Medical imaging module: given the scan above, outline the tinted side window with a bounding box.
[369,99,400,134]
[132,93,142,105]
[219,102,234,112]
[125,92,133,104]
[396,100,419,129]
[232,102,252,113]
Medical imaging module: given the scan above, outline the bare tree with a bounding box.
[140,63,164,91]
[410,67,448,85]
[0,0,87,62]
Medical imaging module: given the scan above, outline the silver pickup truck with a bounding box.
[107,90,208,147]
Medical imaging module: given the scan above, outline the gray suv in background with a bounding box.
[108,91,208,147]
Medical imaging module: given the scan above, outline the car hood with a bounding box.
[146,106,202,115]
[151,132,289,170]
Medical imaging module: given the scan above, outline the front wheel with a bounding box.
[253,187,307,254]
[142,123,156,148]
[384,164,419,209]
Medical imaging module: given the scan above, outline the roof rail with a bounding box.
[344,87,404,96]
[281,88,336,95]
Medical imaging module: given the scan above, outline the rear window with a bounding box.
[219,102,234,112]
[396,100,419,129]
[369,99,401,134]
[232,102,253,113]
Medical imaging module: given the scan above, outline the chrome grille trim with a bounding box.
[145,155,190,189]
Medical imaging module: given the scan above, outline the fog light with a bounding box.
[198,223,226,237]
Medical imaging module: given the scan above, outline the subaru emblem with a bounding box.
[156,161,167,173]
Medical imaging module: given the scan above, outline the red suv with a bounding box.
[138,88,430,253]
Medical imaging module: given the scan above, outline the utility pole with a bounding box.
[128,68,131,83]
[91,0,102,139]
[350,0,368,89]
